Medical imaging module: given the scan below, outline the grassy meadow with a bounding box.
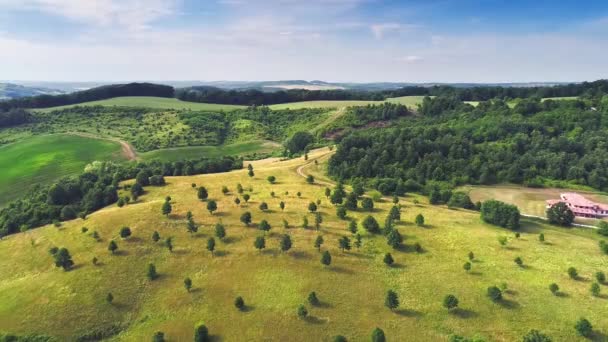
[268,96,428,110]
[33,97,246,112]
[0,149,606,341]
[139,140,281,162]
[0,134,126,206]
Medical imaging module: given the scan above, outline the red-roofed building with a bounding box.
[546,193,608,218]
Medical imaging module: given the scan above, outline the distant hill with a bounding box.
[0,83,65,100]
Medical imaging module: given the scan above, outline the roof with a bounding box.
[561,193,598,208]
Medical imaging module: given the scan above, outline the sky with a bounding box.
[0,0,607,83]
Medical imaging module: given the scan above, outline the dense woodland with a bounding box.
[329,95,608,193]
[0,157,241,237]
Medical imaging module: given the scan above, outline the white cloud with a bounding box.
[398,55,422,63]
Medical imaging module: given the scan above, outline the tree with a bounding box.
[549,283,559,296]
[280,234,293,253]
[248,169,255,178]
[187,217,198,235]
[371,328,386,342]
[221,185,229,195]
[259,220,271,234]
[522,330,552,342]
[215,223,226,240]
[575,318,593,338]
[339,236,351,252]
[539,233,545,242]
[568,267,578,279]
[162,200,172,217]
[315,212,323,230]
[297,191,302,198]
[302,216,309,229]
[254,236,266,252]
[325,188,331,199]
[480,200,520,230]
[596,271,606,284]
[392,195,399,204]
[135,170,150,186]
[165,237,173,252]
[92,256,98,265]
[280,201,285,211]
[184,277,192,292]
[591,282,601,297]
[321,250,332,266]
[361,198,374,211]
[234,198,241,206]
[386,229,403,249]
[308,292,319,306]
[267,175,276,184]
[152,231,160,242]
[314,235,324,251]
[286,131,314,153]
[53,248,74,271]
[106,292,114,304]
[147,263,158,280]
[131,182,144,200]
[443,294,459,311]
[415,214,425,226]
[354,233,362,249]
[487,286,502,302]
[383,253,394,266]
[306,175,315,184]
[153,331,165,342]
[207,238,216,256]
[337,206,347,220]
[119,227,132,239]
[547,202,575,226]
[348,220,358,234]
[194,324,209,342]
[389,206,401,221]
[514,256,524,267]
[297,304,308,319]
[240,212,252,226]
[207,200,217,215]
[234,296,245,311]
[243,194,251,203]
[385,290,399,310]
[463,262,472,272]
[362,215,380,234]
[283,219,289,229]
[345,192,358,210]
[108,240,118,254]
[468,251,474,261]
[308,202,318,213]
[498,236,508,247]
[259,202,269,211]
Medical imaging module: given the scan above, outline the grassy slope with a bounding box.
[33,97,246,112]
[0,134,126,206]
[139,140,280,162]
[268,96,428,110]
[0,149,606,341]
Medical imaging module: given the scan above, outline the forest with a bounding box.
[328,95,608,193]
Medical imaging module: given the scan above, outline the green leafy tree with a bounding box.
[254,236,266,252]
[106,292,114,304]
[306,175,315,184]
[463,262,472,272]
[383,253,394,266]
[280,234,293,253]
[207,200,218,215]
[308,292,319,306]
[487,286,502,302]
[389,206,401,221]
[468,251,474,261]
[345,192,358,210]
[259,220,271,234]
[240,212,252,226]
[371,328,386,342]
[596,271,606,284]
[297,304,308,319]
[243,194,251,203]
[108,240,118,254]
[361,198,374,211]
[362,215,380,234]
[248,169,255,178]
[547,202,575,226]
[267,175,276,184]
[315,212,323,230]
[539,233,545,242]
[235,296,245,311]
[152,231,160,242]
[591,282,601,297]
[354,233,362,249]
[147,263,158,280]
[187,217,198,235]
[549,283,559,296]
[337,206,347,220]
[308,202,318,213]
[314,235,324,251]
[443,294,459,311]
[53,248,74,271]
[297,191,302,198]
[184,277,192,292]
[339,236,351,252]
[385,290,399,310]
[215,223,226,240]
[162,200,172,217]
[325,188,331,199]
[514,256,524,267]
[259,202,268,211]
[415,214,425,226]
[194,324,209,342]
[568,267,578,279]
[207,238,216,256]
[522,329,552,342]
[283,219,289,229]
[386,229,403,249]
[575,318,593,338]
[234,197,241,206]
[321,250,332,266]
[165,237,173,252]
[153,331,165,342]
[302,216,309,229]
[280,201,285,211]
[348,220,358,234]
[221,185,229,195]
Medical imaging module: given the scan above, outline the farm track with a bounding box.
[66,131,138,161]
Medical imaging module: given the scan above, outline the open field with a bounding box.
[0,149,606,341]
[139,140,281,162]
[0,134,126,206]
[460,184,608,223]
[33,97,246,112]
[268,96,429,110]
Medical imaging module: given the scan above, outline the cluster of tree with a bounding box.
[0,334,56,341]
[0,108,30,128]
[0,83,174,111]
[320,103,411,136]
[0,156,241,237]
[174,80,608,106]
[480,200,520,230]
[328,96,608,192]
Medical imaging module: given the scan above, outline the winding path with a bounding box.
[66,132,138,161]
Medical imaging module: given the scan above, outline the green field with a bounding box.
[0,149,606,341]
[139,140,281,162]
[0,134,126,206]
[268,96,428,110]
[34,97,246,112]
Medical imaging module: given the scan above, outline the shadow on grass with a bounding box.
[390,263,406,269]
[469,271,483,276]
[172,249,189,256]
[304,316,326,324]
[330,266,354,275]
[591,331,607,342]
[498,298,520,310]
[316,301,333,309]
[124,237,143,243]
[239,305,255,313]
[189,288,203,294]
[555,292,569,298]
[452,308,478,319]
[113,250,128,256]
[213,212,230,217]
[222,236,240,244]
[215,250,230,257]
[290,251,312,260]
[394,309,423,318]
[504,289,518,296]
[209,334,223,342]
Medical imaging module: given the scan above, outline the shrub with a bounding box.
[596,271,606,284]
[487,286,502,302]
[575,318,593,338]
[443,294,459,311]
[415,214,424,226]
[522,329,552,342]
[384,290,399,310]
[119,227,132,239]
[480,200,520,230]
[549,283,559,295]
[514,256,523,267]
[337,206,347,220]
[149,175,166,186]
[371,328,386,342]
[259,202,269,211]
[308,291,319,306]
[194,324,209,342]
[547,202,574,227]
[591,282,601,297]
[297,305,308,319]
[362,215,380,234]
[361,198,374,211]
[267,176,276,184]
[567,267,578,279]
[234,296,245,310]
[463,262,472,272]
[383,253,394,266]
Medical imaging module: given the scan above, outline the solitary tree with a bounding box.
[234,198,241,206]
[325,188,331,199]
[383,253,394,266]
[240,212,252,226]
[315,212,323,230]
[194,324,209,342]
[337,206,347,220]
[215,223,226,240]
[321,250,332,266]
[106,292,114,304]
[596,271,606,284]
[165,237,173,252]
[385,290,399,310]
[162,200,172,217]
[147,263,158,280]
[463,262,472,272]
[549,283,559,296]
[575,318,593,338]
[254,236,266,252]
[371,328,386,342]
[108,240,118,254]
[280,201,285,211]
[362,215,380,234]
[354,234,362,249]
[539,233,545,243]
[308,202,318,213]
[267,175,276,184]
[278,234,292,253]
[361,198,374,211]
[568,267,578,279]
[339,236,351,252]
[243,194,251,203]
[487,286,502,302]
[415,214,425,226]
[522,330,552,342]
[386,229,403,249]
[207,200,218,215]
[53,248,74,271]
[302,216,309,229]
[348,220,358,234]
[308,292,320,306]
[314,235,324,251]
[514,256,524,267]
[153,331,165,342]
[547,202,575,226]
[207,238,216,256]
[389,206,401,221]
[468,251,474,261]
[345,192,358,210]
[184,277,192,292]
[443,294,459,311]
[186,217,198,235]
[259,220,271,234]
[248,169,255,178]
[234,296,245,311]
[306,175,315,184]
[591,282,601,297]
[119,227,132,239]
[297,305,308,319]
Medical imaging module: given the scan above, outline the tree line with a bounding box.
[0,156,241,237]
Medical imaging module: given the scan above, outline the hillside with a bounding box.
[33,97,245,113]
[0,149,606,341]
[0,83,64,100]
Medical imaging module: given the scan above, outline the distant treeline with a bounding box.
[0,156,241,237]
[0,108,30,128]
[0,83,174,111]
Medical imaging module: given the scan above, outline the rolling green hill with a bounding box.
[33,97,246,112]
[0,149,605,341]
[268,95,428,110]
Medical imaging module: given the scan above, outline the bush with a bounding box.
[522,329,552,342]
[234,296,245,310]
[337,206,347,220]
[487,286,502,302]
[575,318,593,338]
[371,328,386,342]
[443,294,459,311]
[297,304,308,319]
[546,202,574,226]
[568,267,578,279]
[549,283,559,295]
[149,175,166,186]
[383,253,394,266]
[415,214,424,226]
[361,198,374,211]
[307,292,319,306]
[480,200,520,230]
[267,176,276,184]
[362,215,380,234]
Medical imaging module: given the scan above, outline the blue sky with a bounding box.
[0,0,607,82]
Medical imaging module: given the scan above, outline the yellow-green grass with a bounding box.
[268,96,429,110]
[0,134,126,206]
[0,149,607,341]
[460,184,608,223]
[33,97,246,112]
[139,140,281,162]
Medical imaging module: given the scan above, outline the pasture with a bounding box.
[0,149,606,341]
[33,97,246,112]
[139,140,281,162]
[0,134,126,206]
